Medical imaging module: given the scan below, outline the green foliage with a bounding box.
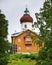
[0,11,8,38]
[9,53,36,60]
[31,35,43,46]
[33,0,52,65]
[0,53,9,65]
[0,10,8,53]
[0,10,10,65]
[7,54,36,65]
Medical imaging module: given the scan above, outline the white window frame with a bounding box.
[17,46,21,50]
[25,37,31,41]
[26,45,31,50]
[18,38,21,42]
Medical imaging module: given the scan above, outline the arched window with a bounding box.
[17,46,21,50]
[18,38,21,42]
[26,31,30,35]
[25,24,27,28]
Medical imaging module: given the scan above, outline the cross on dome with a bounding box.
[24,8,29,14]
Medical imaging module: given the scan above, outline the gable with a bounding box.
[11,29,44,44]
[11,29,38,38]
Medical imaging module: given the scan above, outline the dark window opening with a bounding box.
[26,31,30,35]
[25,24,27,28]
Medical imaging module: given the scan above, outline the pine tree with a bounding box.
[0,10,8,53]
[0,10,10,65]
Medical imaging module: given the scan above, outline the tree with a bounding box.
[33,0,52,65]
[0,10,10,65]
[0,10,8,53]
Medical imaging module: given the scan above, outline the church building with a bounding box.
[11,8,44,54]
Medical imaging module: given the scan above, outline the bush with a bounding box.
[30,54,35,60]
[19,53,36,60]
[0,53,9,65]
[9,53,36,61]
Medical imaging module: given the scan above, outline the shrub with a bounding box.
[0,53,9,65]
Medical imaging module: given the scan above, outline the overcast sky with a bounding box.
[0,0,45,42]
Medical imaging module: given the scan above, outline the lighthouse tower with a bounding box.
[20,8,33,31]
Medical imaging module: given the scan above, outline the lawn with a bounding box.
[7,54,36,65]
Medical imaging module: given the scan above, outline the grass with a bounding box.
[7,54,36,65]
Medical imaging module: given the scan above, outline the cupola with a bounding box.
[20,8,33,31]
[20,8,33,23]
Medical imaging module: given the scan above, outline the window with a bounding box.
[25,24,27,28]
[17,46,21,50]
[26,31,30,35]
[25,44,31,50]
[26,37,31,41]
[18,38,21,42]
[12,44,17,53]
[26,46,30,50]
